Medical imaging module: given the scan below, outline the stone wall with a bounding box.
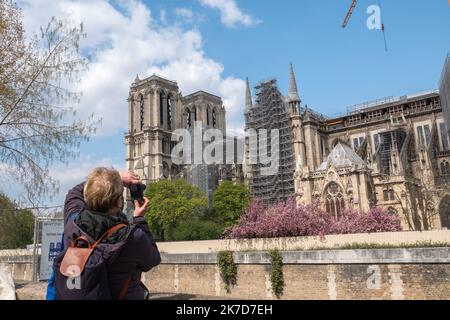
[156,230,450,254]
[0,249,34,282]
[1,231,450,300]
[141,248,450,300]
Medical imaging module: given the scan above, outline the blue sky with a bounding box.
[197,0,450,114]
[13,0,450,206]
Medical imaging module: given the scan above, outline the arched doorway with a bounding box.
[439,195,450,229]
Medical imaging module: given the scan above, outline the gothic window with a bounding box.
[417,124,431,146]
[162,138,166,154]
[212,108,217,128]
[439,122,450,151]
[441,160,450,175]
[320,138,326,160]
[417,126,424,145]
[324,182,345,220]
[352,136,365,152]
[167,94,173,130]
[207,105,211,126]
[162,162,170,179]
[159,92,164,126]
[185,108,191,128]
[424,125,431,145]
[389,189,395,201]
[373,133,382,153]
[383,188,395,201]
[139,94,144,130]
[193,106,197,122]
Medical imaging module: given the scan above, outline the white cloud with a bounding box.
[18,0,246,136]
[198,0,260,28]
[146,52,245,127]
[48,155,124,206]
[175,8,194,23]
[50,156,124,189]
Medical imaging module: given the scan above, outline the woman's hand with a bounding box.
[134,197,149,217]
[121,170,141,187]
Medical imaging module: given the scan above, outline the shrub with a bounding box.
[217,251,237,293]
[269,250,284,299]
[170,219,224,241]
[225,198,402,239]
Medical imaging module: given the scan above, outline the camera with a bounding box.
[129,183,146,202]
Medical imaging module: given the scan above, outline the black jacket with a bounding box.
[63,182,161,300]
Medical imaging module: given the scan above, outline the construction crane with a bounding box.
[342,0,358,28]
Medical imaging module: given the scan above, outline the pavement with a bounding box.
[14,281,230,300]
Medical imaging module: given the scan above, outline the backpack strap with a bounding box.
[92,223,128,249]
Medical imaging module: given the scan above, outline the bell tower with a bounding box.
[125,74,181,185]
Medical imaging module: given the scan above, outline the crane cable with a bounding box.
[378,0,388,52]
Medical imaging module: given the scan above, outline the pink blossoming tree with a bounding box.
[224,198,401,239]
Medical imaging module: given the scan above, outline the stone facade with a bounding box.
[244,61,450,231]
[292,89,450,230]
[125,74,241,206]
[126,74,226,182]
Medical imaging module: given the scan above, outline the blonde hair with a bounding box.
[83,167,123,213]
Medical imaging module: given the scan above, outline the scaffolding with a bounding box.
[246,79,295,205]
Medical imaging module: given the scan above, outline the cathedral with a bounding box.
[244,58,450,231]
[125,74,241,206]
[126,56,450,231]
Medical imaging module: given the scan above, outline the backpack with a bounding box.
[53,223,132,300]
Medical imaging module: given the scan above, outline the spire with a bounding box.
[288,63,300,102]
[245,77,253,110]
[134,73,140,83]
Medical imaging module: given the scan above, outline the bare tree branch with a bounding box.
[0,1,99,203]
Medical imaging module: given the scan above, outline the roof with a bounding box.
[287,63,300,102]
[183,90,222,101]
[131,74,178,88]
[317,141,365,171]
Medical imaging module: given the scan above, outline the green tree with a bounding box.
[0,194,34,249]
[212,181,250,227]
[0,0,97,202]
[145,179,208,241]
[170,219,224,241]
